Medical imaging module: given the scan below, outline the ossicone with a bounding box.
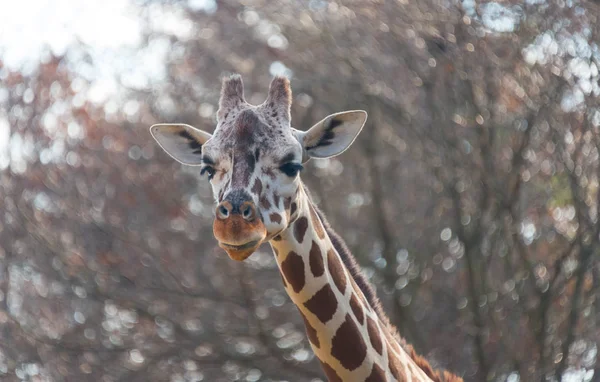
[264,76,292,122]
[218,74,246,120]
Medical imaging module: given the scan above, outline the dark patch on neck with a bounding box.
[320,362,342,382]
[303,284,337,322]
[312,202,463,382]
[281,251,305,293]
[331,314,367,370]
[350,292,364,325]
[293,216,308,243]
[366,316,383,354]
[388,350,405,381]
[365,363,386,382]
[309,241,324,277]
[327,249,347,294]
[299,310,320,348]
[312,206,382,320]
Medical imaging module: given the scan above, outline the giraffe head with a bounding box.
[150,75,367,261]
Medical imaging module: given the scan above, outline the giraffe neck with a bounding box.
[269,185,434,382]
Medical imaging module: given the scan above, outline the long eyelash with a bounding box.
[200,166,216,180]
[279,163,303,177]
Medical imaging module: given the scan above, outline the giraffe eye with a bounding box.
[279,163,303,177]
[200,166,216,180]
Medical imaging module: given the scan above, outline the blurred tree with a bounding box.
[1,0,599,381]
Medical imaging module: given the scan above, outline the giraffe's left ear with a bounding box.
[297,110,367,161]
[150,123,212,165]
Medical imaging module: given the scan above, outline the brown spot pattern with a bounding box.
[321,362,343,382]
[310,205,326,239]
[290,202,297,216]
[284,197,291,209]
[304,284,337,323]
[309,241,324,277]
[263,167,276,180]
[365,363,387,382]
[281,251,305,293]
[300,311,320,348]
[294,217,308,243]
[260,195,271,210]
[272,193,280,208]
[388,351,406,381]
[366,316,383,355]
[331,314,367,371]
[327,249,347,294]
[269,213,282,224]
[281,273,287,287]
[251,178,262,196]
[272,235,282,241]
[350,293,365,325]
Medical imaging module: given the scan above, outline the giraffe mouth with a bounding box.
[218,240,262,261]
[220,240,261,251]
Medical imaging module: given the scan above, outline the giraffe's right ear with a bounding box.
[150,123,212,165]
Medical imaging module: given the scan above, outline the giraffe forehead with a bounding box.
[208,108,297,157]
[231,109,271,143]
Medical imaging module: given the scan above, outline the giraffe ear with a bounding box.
[298,110,367,160]
[150,123,212,165]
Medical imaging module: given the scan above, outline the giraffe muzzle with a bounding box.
[218,239,262,261]
[213,200,267,261]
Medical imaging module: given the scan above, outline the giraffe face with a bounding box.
[200,107,304,261]
[150,75,367,261]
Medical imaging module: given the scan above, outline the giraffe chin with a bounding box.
[219,241,261,261]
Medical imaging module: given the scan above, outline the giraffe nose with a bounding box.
[240,202,258,221]
[215,200,258,222]
[213,190,266,261]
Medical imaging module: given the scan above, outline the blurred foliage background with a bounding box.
[1,0,600,381]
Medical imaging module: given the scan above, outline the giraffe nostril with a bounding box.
[217,204,230,219]
[241,203,256,221]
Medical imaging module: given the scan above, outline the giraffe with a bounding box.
[150,74,462,382]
